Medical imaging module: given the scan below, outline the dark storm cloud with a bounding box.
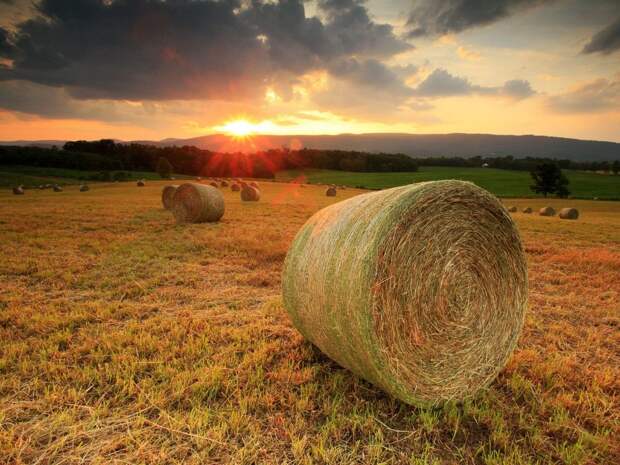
[328,58,415,97]
[582,17,620,55]
[0,0,412,103]
[415,69,535,99]
[406,0,554,37]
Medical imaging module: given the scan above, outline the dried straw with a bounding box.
[326,186,337,197]
[171,183,224,223]
[559,208,579,220]
[539,206,556,216]
[282,180,528,405]
[241,185,260,201]
[161,184,179,210]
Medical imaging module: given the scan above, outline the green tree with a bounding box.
[530,163,570,198]
[612,160,620,175]
[156,157,173,179]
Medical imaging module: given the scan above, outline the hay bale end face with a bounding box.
[282,180,528,405]
[241,185,260,201]
[171,183,224,223]
[231,183,241,192]
[539,206,556,216]
[507,206,517,212]
[12,186,24,195]
[559,207,579,220]
[161,184,179,210]
[79,185,90,192]
[326,186,337,197]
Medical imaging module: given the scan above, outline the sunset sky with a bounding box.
[0,0,618,142]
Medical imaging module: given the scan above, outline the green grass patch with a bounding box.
[276,167,620,199]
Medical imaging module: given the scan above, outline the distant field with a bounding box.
[0,165,192,187]
[277,167,620,199]
[0,182,618,464]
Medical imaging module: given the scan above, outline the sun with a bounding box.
[220,119,256,138]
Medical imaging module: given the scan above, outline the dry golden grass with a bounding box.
[0,181,618,465]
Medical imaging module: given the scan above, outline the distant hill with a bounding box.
[2,133,619,161]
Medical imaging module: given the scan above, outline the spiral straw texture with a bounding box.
[161,185,179,210]
[539,206,556,216]
[171,183,224,223]
[282,180,528,405]
[241,186,260,201]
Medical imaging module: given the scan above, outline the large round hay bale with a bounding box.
[539,206,555,216]
[559,207,579,220]
[12,186,24,195]
[161,184,179,210]
[325,186,337,197]
[231,183,241,192]
[241,185,260,201]
[137,180,145,187]
[53,185,63,192]
[507,206,517,212]
[171,183,224,223]
[79,185,90,192]
[522,207,532,214]
[282,180,528,404]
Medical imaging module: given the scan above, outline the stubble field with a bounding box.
[0,181,618,464]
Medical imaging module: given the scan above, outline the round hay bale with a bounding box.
[231,183,241,192]
[507,206,517,212]
[171,183,224,223]
[53,185,63,192]
[539,206,555,216]
[79,185,90,192]
[522,207,532,213]
[249,181,259,188]
[241,185,260,202]
[559,207,579,220]
[161,184,179,210]
[221,180,229,187]
[12,186,24,195]
[325,186,337,197]
[196,176,202,181]
[137,180,145,187]
[282,180,528,404]
[38,185,45,190]
[239,181,248,188]
[209,181,219,188]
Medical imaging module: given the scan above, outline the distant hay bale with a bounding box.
[38,185,45,190]
[53,185,63,192]
[249,181,259,188]
[539,206,556,216]
[240,181,248,188]
[171,183,224,223]
[231,183,241,192]
[221,180,229,187]
[559,207,579,220]
[209,181,219,188]
[282,180,528,404]
[196,176,202,181]
[79,185,90,192]
[241,185,260,201]
[326,186,337,197]
[522,207,532,214]
[507,206,517,212]
[12,186,24,195]
[161,184,179,210]
[137,180,145,187]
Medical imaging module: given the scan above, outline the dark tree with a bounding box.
[156,157,173,179]
[530,163,570,198]
[612,160,620,175]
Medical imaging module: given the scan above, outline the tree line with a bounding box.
[1,140,618,178]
